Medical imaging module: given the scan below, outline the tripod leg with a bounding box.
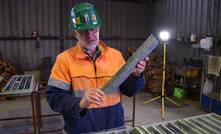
[165,97,182,107]
[142,96,161,105]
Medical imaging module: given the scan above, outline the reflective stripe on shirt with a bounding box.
[47,77,71,91]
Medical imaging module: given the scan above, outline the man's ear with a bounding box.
[73,31,78,40]
[73,31,76,37]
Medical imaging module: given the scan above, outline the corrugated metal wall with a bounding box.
[4,0,220,70]
[0,0,150,71]
[152,0,221,64]
[153,0,221,37]
[0,0,63,71]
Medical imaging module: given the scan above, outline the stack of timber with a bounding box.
[0,58,16,91]
[145,54,172,94]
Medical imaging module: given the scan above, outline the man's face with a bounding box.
[75,28,100,50]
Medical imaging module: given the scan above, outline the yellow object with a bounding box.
[185,68,199,78]
[76,17,81,24]
[161,43,166,119]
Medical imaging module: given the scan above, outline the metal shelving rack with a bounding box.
[200,55,221,115]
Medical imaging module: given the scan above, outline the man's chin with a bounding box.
[86,41,98,46]
[83,42,98,50]
[86,40,98,43]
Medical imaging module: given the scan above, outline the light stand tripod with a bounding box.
[143,32,182,120]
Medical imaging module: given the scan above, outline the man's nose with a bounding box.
[85,29,94,36]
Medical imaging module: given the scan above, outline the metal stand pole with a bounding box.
[31,93,37,134]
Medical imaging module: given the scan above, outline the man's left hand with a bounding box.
[132,57,150,77]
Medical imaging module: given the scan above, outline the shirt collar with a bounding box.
[73,41,108,59]
[81,46,101,61]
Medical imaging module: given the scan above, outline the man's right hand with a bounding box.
[79,89,104,109]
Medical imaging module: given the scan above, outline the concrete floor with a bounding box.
[0,91,207,134]
[123,92,206,126]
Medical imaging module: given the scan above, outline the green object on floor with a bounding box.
[173,86,185,99]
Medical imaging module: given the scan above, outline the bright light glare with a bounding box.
[159,31,170,41]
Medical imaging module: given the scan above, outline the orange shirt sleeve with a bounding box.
[50,55,71,84]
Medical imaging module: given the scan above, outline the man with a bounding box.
[46,3,149,134]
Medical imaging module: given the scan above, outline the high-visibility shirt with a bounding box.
[48,41,125,108]
[46,40,145,134]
